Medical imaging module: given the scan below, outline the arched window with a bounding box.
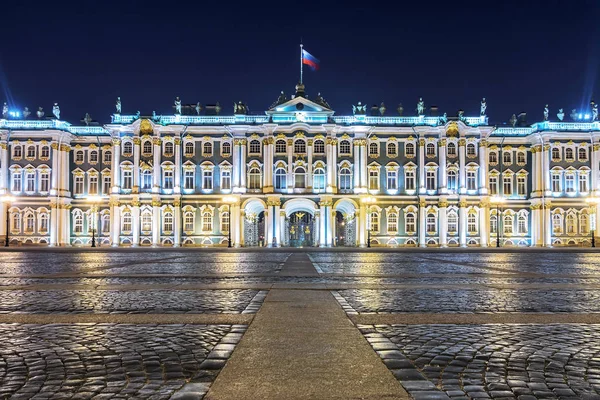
[579,147,588,161]
[466,143,476,156]
[369,211,379,233]
[73,213,83,233]
[40,146,50,159]
[123,141,133,154]
[141,170,152,190]
[275,168,287,190]
[369,142,378,156]
[222,142,231,155]
[202,211,213,232]
[489,151,497,164]
[38,212,49,233]
[163,212,174,232]
[387,213,398,233]
[426,213,436,233]
[426,143,436,156]
[248,167,262,189]
[405,142,415,157]
[122,212,132,232]
[103,150,112,164]
[313,140,325,154]
[89,150,98,163]
[467,213,477,233]
[203,142,212,155]
[552,214,563,234]
[387,142,397,156]
[275,140,287,153]
[503,151,512,164]
[405,212,416,233]
[75,151,84,163]
[164,142,174,156]
[184,142,194,156]
[517,151,526,164]
[490,215,498,234]
[518,214,528,234]
[102,214,111,233]
[565,148,574,161]
[221,211,229,233]
[447,212,458,233]
[339,167,352,191]
[369,169,379,190]
[24,213,35,233]
[580,214,589,234]
[566,214,576,234]
[503,215,513,234]
[339,140,351,155]
[249,140,261,154]
[141,211,152,232]
[26,146,36,159]
[143,141,153,155]
[447,142,457,157]
[447,170,457,192]
[184,211,195,232]
[13,145,22,159]
[313,168,326,191]
[552,147,561,160]
[294,167,306,188]
[294,140,306,154]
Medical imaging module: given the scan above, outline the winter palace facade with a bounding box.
[1,84,599,248]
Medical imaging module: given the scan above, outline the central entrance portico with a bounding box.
[281,198,318,247]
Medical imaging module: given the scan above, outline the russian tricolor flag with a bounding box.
[302,49,320,71]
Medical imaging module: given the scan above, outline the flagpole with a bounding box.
[300,43,303,85]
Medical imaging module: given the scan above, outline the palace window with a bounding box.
[565,148,574,161]
[12,171,21,192]
[468,213,477,233]
[26,172,35,192]
[566,214,576,234]
[41,146,50,159]
[74,175,84,195]
[466,143,476,157]
[24,213,34,233]
[313,140,325,154]
[141,212,152,232]
[221,211,230,233]
[405,170,415,191]
[294,139,306,154]
[39,213,48,233]
[12,145,23,160]
[552,147,561,160]
[565,174,575,193]
[88,150,98,164]
[89,175,98,195]
[369,169,379,190]
[73,213,83,234]
[490,215,497,234]
[518,214,528,234]
[163,170,173,190]
[202,211,213,232]
[426,143,436,156]
[164,142,174,156]
[369,142,378,156]
[103,176,111,194]
[579,173,589,193]
[503,175,512,196]
[163,212,173,232]
[248,167,262,189]
[26,146,35,159]
[489,151,497,164]
[405,212,416,233]
[122,170,132,190]
[339,167,352,191]
[103,151,112,164]
[222,142,231,156]
[466,170,477,191]
[203,142,212,156]
[369,211,379,233]
[313,168,326,191]
[517,176,527,196]
[184,212,194,232]
[123,141,133,155]
[517,151,526,164]
[426,213,437,233]
[184,170,195,190]
[75,150,84,163]
[143,141,153,155]
[294,167,306,188]
[202,170,213,190]
[579,147,588,161]
[122,212,132,232]
[447,142,457,157]
[448,170,457,193]
[387,142,397,157]
[339,140,351,155]
[142,170,152,190]
[387,170,397,190]
[553,214,563,234]
[275,140,287,153]
[448,213,458,233]
[40,172,50,193]
[221,169,231,190]
[489,176,498,195]
[249,140,261,155]
[580,214,590,235]
[426,170,436,191]
[503,151,512,164]
[503,215,513,234]
[405,142,415,157]
[551,174,561,192]
[184,142,194,156]
[275,168,287,190]
[387,213,398,233]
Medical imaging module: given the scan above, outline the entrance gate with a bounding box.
[288,212,314,247]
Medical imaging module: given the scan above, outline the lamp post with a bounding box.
[361,196,376,248]
[490,195,505,248]
[223,196,237,248]
[87,195,102,248]
[586,196,599,248]
[2,196,14,247]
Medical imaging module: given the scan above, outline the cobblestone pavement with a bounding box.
[0,289,263,314]
[0,323,246,399]
[360,324,600,400]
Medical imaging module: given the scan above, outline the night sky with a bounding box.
[1,0,599,125]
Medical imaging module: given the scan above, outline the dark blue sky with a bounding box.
[1,0,598,125]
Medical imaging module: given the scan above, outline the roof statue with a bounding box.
[592,101,598,122]
[195,102,203,115]
[417,98,425,116]
[314,92,330,109]
[174,97,182,115]
[234,101,248,115]
[23,107,30,119]
[37,107,44,119]
[2,103,7,119]
[570,109,578,121]
[83,113,92,126]
[509,114,517,127]
[379,102,386,116]
[397,104,404,116]
[135,110,141,119]
[557,108,565,121]
[543,104,549,121]
[439,112,448,125]
[480,98,487,116]
[270,91,288,109]
[352,102,366,115]
[115,97,121,114]
[52,103,60,120]
[458,109,466,122]
[215,102,222,115]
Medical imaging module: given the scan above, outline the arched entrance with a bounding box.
[242,198,267,247]
[288,212,314,247]
[333,199,358,247]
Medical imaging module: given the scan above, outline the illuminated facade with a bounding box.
[1,84,599,247]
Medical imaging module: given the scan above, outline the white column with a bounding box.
[49,203,58,246]
[326,138,333,191]
[458,138,466,194]
[543,201,552,247]
[353,141,360,192]
[263,139,273,193]
[459,199,467,247]
[530,204,540,246]
[330,209,337,246]
[418,200,426,247]
[279,210,286,246]
[287,139,293,190]
[479,201,488,247]
[62,146,70,195]
[232,139,241,190]
[133,138,140,193]
[152,138,161,193]
[543,144,551,194]
[331,140,337,192]
[319,204,326,247]
[152,200,160,246]
[307,140,313,190]
[173,201,181,247]
[439,139,447,193]
[132,202,140,246]
[240,140,247,190]
[112,139,121,192]
[439,201,447,247]
[61,206,71,245]
[479,140,488,194]
[358,203,366,247]
[273,202,281,246]
[0,201,6,242]
[360,141,368,191]
[265,208,273,247]
[111,203,121,247]
[418,138,426,194]
[174,138,181,194]
[1,142,8,193]
[593,143,600,193]
[239,209,245,247]
[531,147,539,194]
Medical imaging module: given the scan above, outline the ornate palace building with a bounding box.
[0,84,599,247]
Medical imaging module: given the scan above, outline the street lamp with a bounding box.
[361,196,376,248]
[2,196,14,247]
[586,196,599,248]
[223,196,237,248]
[87,195,102,248]
[489,195,505,248]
